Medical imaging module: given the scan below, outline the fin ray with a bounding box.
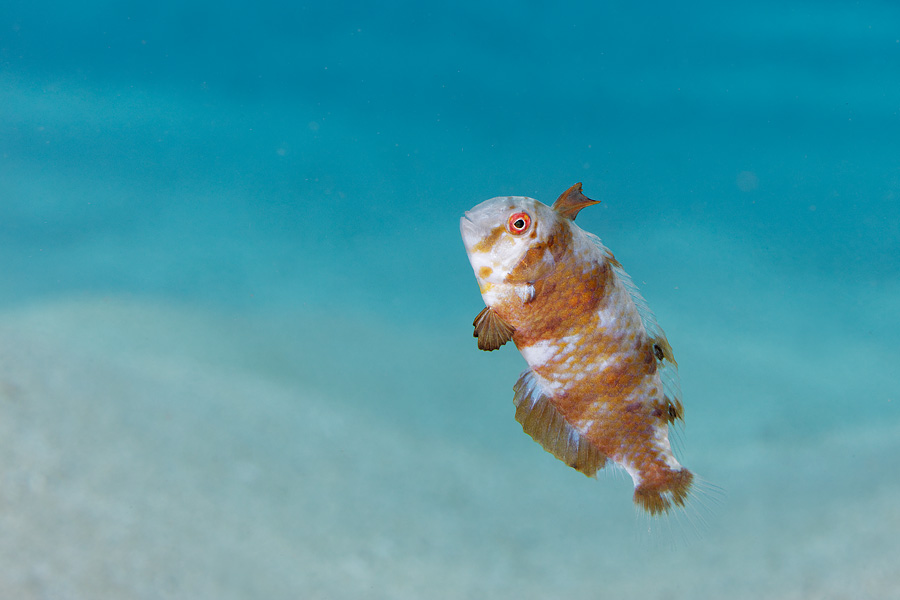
[633,469,694,515]
[584,232,683,412]
[551,182,601,220]
[512,370,606,477]
[473,306,515,351]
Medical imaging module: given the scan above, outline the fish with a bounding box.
[460,183,695,515]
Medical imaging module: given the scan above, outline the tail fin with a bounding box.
[633,468,694,515]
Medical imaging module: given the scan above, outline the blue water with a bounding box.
[2,1,899,598]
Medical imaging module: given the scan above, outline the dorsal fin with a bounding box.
[584,232,683,421]
[512,370,607,477]
[473,306,514,351]
[551,182,600,220]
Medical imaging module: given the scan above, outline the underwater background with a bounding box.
[2,1,899,598]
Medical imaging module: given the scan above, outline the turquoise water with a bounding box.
[2,2,899,598]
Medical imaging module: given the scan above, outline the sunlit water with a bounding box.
[2,2,899,598]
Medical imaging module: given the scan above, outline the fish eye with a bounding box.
[507,212,531,235]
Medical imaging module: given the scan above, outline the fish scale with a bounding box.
[461,183,694,515]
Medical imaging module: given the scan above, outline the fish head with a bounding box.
[460,196,565,287]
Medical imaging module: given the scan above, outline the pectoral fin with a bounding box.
[472,306,514,351]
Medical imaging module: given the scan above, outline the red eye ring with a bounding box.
[507,212,531,234]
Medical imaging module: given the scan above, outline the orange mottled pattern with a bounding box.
[492,225,678,494]
[461,186,695,514]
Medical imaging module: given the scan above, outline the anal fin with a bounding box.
[473,306,514,351]
[512,370,606,477]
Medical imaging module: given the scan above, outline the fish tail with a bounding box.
[633,468,694,515]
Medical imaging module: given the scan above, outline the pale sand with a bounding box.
[1,296,898,599]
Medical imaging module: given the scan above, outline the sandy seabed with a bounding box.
[1,296,898,599]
